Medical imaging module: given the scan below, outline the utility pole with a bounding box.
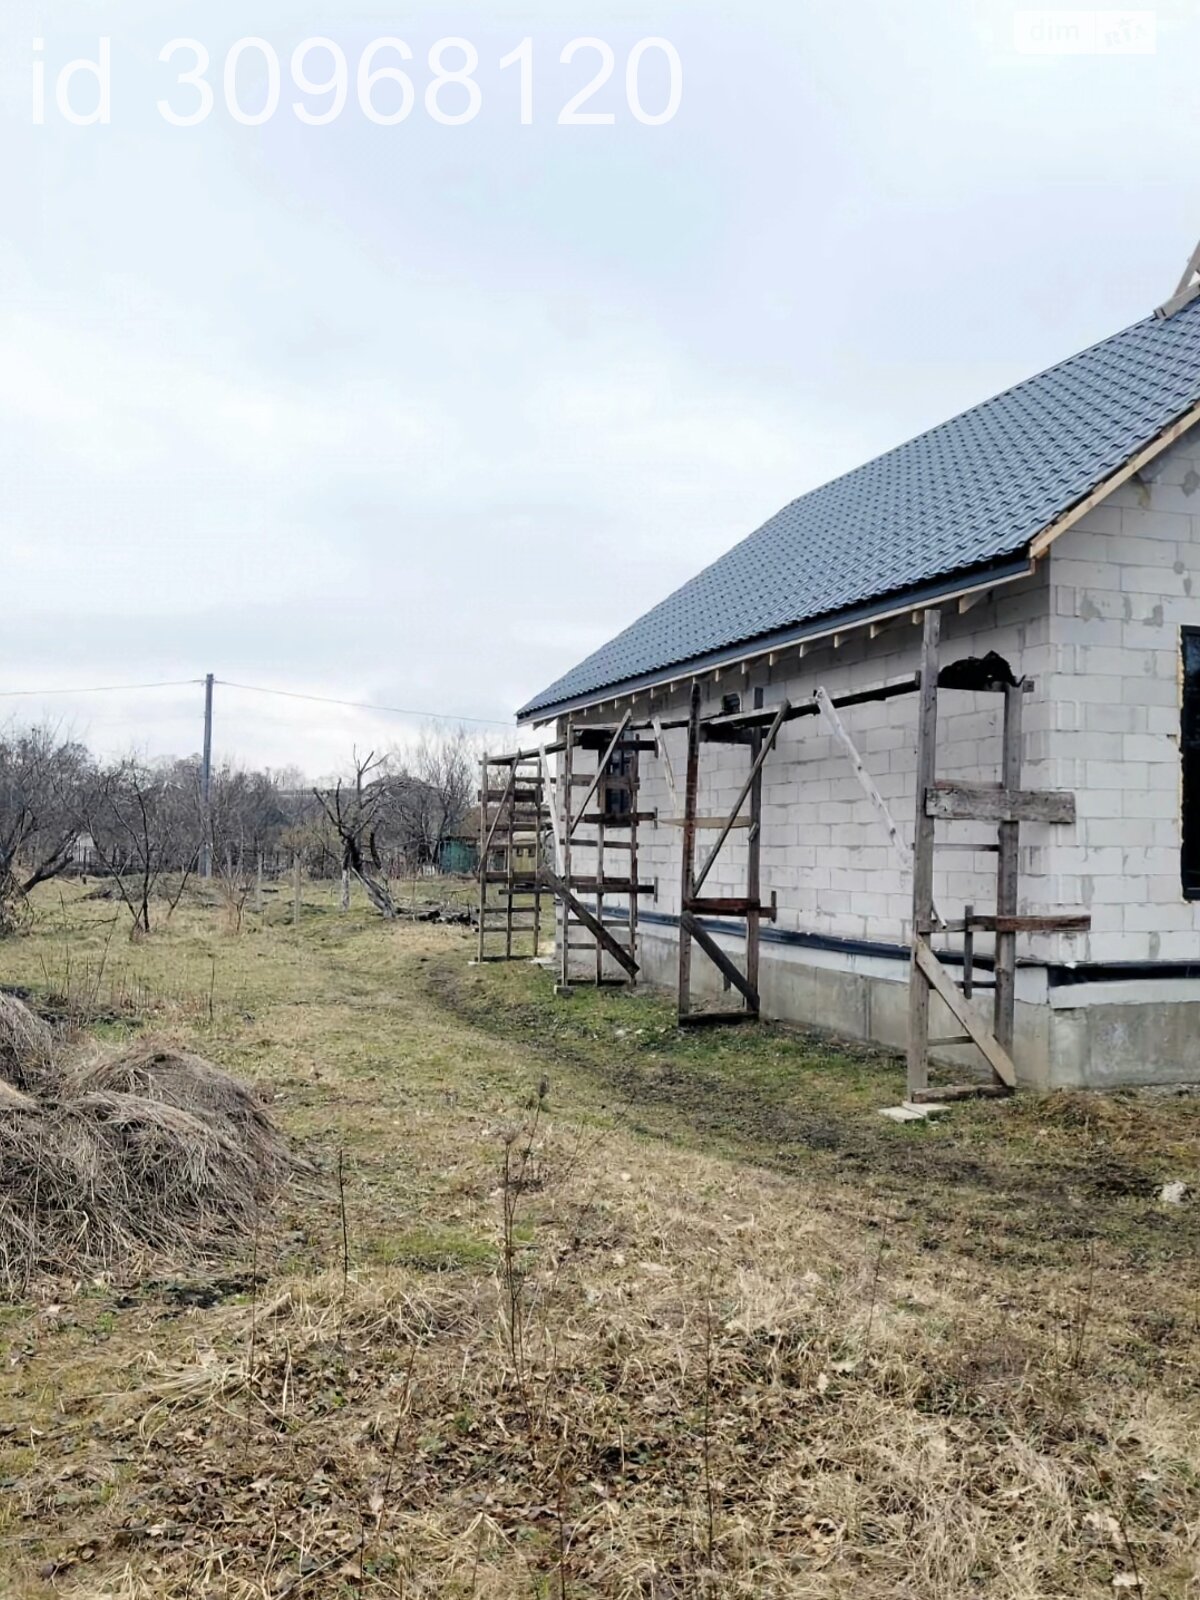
[201,673,214,878]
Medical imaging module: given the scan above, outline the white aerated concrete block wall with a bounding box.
[554,425,1200,1082]
[1045,423,1200,965]
[570,567,1057,955]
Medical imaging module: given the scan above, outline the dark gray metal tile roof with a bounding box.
[519,296,1200,720]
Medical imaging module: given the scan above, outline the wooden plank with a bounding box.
[531,761,544,958]
[907,609,941,1099]
[1029,399,1200,558]
[693,698,790,894]
[628,744,641,988]
[652,716,679,816]
[677,684,702,1019]
[996,913,1090,934]
[481,787,542,802]
[682,913,758,1009]
[1171,237,1200,299]
[939,912,1091,934]
[574,730,655,752]
[816,681,944,926]
[913,939,1017,1089]
[480,766,515,859]
[815,685,914,873]
[994,682,1022,1062]
[541,868,639,978]
[579,810,657,826]
[540,750,563,873]
[560,719,574,990]
[657,814,751,829]
[558,877,654,895]
[745,687,765,1007]
[926,782,1076,824]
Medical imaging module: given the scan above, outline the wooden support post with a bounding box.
[473,758,483,966]
[505,761,515,960]
[541,749,563,873]
[293,853,302,928]
[559,721,574,991]
[745,687,764,1014]
[963,902,974,999]
[994,681,1024,1062]
[595,774,605,985]
[628,744,641,986]
[907,608,941,1099]
[531,759,544,958]
[255,851,264,915]
[677,683,702,1019]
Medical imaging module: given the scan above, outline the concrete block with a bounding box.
[1123,733,1177,764]
[1120,566,1192,596]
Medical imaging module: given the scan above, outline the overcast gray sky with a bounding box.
[1,0,1196,775]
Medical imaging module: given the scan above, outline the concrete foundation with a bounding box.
[627,923,1200,1091]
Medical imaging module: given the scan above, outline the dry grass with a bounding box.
[73,1042,293,1188]
[0,995,292,1294]
[0,989,55,1096]
[0,885,1196,1598]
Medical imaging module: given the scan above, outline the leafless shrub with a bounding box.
[313,749,398,917]
[0,722,96,934]
[85,758,201,937]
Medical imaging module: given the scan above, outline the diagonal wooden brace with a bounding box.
[913,938,1017,1089]
[681,912,759,1010]
[693,699,790,893]
[542,868,639,978]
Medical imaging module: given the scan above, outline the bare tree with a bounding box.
[313,749,398,918]
[390,726,479,869]
[86,758,200,937]
[0,724,96,934]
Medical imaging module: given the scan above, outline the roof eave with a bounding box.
[516,554,1034,725]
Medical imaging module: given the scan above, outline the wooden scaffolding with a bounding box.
[904,609,1089,1102]
[475,751,551,963]
[475,722,655,984]
[667,614,1087,1075]
[549,717,656,990]
[670,673,929,1026]
[483,607,1089,1089]
[675,684,780,1024]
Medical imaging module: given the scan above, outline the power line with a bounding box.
[0,673,517,729]
[0,677,204,698]
[216,679,515,729]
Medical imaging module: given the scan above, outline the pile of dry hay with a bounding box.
[0,994,292,1290]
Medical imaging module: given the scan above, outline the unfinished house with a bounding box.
[508,263,1200,1092]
